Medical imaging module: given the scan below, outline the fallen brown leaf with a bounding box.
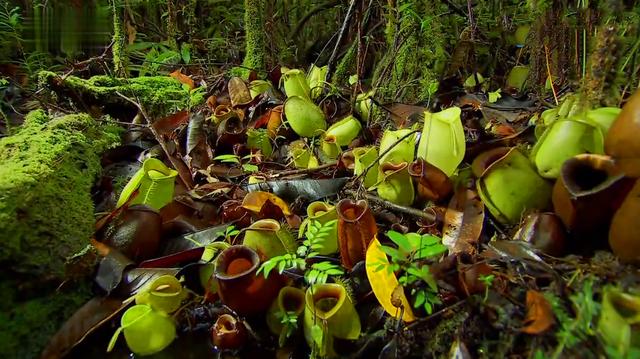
[442,187,484,255]
[521,290,555,334]
[170,70,195,90]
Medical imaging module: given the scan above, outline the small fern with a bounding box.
[257,219,343,285]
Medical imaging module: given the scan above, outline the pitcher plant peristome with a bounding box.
[552,154,633,239]
[417,106,465,177]
[408,158,453,203]
[324,115,362,147]
[266,286,306,336]
[337,199,378,269]
[303,283,361,358]
[134,275,187,314]
[214,245,283,316]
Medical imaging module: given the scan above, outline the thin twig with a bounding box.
[268,161,338,179]
[545,44,559,106]
[115,91,195,189]
[325,0,359,82]
[344,189,438,223]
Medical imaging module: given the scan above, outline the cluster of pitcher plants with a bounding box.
[86,64,640,358]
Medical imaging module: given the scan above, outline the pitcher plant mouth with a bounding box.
[278,286,306,314]
[337,199,370,223]
[380,161,408,174]
[214,245,260,280]
[246,218,281,232]
[471,147,511,178]
[306,285,346,320]
[307,201,334,218]
[560,154,625,197]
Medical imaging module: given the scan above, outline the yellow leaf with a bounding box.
[365,237,416,322]
[241,191,292,216]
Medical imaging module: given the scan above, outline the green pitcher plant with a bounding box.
[324,115,362,147]
[134,275,187,314]
[473,147,552,224]
[117,157,178,211]
[298,201,339,255]
[307,64,328,100]
[266,286,306,338]
[320,135,342,161]
[417,106,465,177]
[283,96,327,138]
[355,90,375,122]
[531,117,605,178]
[303,283,361,358]
[247,128,273,158]
[379,128,416,165]
[352,146,379,188]
[211,104,236,125]
[242,219,295,260]
[107,304,176,356]
[289,140,319,169]
[597,287,640,357]
[248,79,272,99]
[281,68,311,100]
[375,162,415,206]
[506,65,529,92]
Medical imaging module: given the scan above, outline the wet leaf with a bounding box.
[521,290,555,334]
[169,70,195,90]
[94,250,135,294]
[386,103,427,128]
[41,297,128,358]
[442,188,484,255]
[151,110,189,137]
[365,237,416,322]
[228,77,252,107]
[245,178,348,203]
[242,191,292,216]
[185,112,212,170]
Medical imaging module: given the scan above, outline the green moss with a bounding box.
[241,0,267,78]
[111,0,128,76]
[373,1,451,103]
[0,279,92,359]
[332,42,358,87]
[38,71,191,116]
[0,110,120,277]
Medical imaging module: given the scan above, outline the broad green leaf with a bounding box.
[387,231,413,253]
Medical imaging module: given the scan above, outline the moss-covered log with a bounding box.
[0,110,120,277]
[38,71,193,117]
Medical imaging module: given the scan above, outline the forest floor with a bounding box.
[1,63,638,359]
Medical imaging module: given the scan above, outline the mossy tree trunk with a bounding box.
[242,0,267,74]
[372,0,453,104]
[111,0,128,77]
